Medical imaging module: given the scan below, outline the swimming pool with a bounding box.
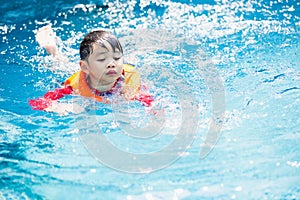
[1,0,299,199]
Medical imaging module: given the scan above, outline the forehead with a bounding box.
[92,42,121,54]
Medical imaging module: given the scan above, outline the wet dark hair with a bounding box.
[79,30,123,60]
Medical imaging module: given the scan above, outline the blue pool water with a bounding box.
[1,0,300,199]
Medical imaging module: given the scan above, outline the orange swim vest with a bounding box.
[63,64,141,103]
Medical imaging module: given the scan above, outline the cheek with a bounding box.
[91,60,105,68]
[118,62,124,71]
[89,64,105,76]
[118,58,124,66]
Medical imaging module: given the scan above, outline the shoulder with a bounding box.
[64,70,81,87]
[123,63,138,73]
[122,63,140,87]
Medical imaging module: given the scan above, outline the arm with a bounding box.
[32,26,83,114]
[29,86,73,110]
[36,25,57,56]
[35,25,68,62]
[29,86,84,114]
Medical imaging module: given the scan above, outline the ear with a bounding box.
[79,60,89,74]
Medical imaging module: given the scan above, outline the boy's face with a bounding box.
[83,43,123,86]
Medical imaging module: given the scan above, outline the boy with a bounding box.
[29,26,153,112]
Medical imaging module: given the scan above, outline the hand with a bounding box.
[44,101,85,115]
[36,25,57,55]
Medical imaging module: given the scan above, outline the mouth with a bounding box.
[106,70,117,76]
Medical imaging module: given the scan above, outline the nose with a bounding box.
[107,60,116,68]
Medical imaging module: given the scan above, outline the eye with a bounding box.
[97,58,105,62]
[114,57,122,61]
